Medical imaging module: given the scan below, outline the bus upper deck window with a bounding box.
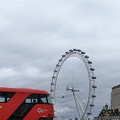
[25,94,38,104]
[39,95,47,103]
[0,92,15,102]
[7,92,15,101]
[47,95,52,104]
[0,92,5,102]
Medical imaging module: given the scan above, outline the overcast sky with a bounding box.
[0,0,120,118]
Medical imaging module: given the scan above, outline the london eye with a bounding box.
[50,49,97,120]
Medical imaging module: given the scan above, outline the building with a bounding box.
[94,104,120,120]
[111,84,120,111]
[94,84,120,120]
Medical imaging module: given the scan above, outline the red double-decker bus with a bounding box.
[0,87,54,120]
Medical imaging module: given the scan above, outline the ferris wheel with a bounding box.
[50,49,97,120]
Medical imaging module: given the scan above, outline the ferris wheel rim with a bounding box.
[50,49,97,120]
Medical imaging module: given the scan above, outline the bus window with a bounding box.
[39,95,47,103]
[25,94,52,104]
[0,92,15,102]
[7,92,15,101]
[47,95,52,104]
[0,92,5,102]
[25,94,38,103]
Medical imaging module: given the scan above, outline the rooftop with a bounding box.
[112,84,120,90]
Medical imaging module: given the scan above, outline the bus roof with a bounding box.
[0,87,49,94]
